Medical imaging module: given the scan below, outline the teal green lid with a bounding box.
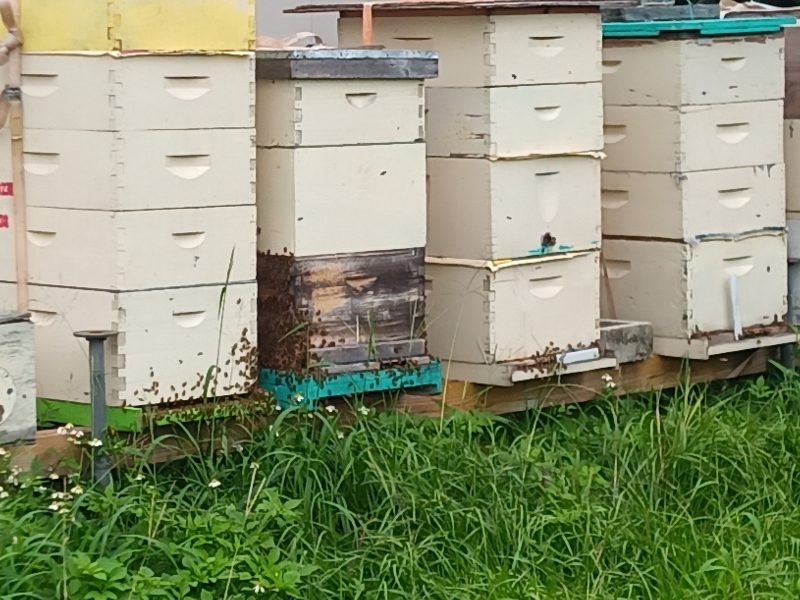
[603,17,796,38]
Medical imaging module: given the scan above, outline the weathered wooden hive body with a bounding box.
[255,49,437,374]
[601,21,791,358]
[0,52,258,408]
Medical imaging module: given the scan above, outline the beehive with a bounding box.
[0,201,256,291]
[425,251,600,365]
[601,165,785,240]
[602,233,787,342]
[1,0,255,52]
[3,53,255,131]
[427,155,601,261]
[425,83,603,158]
[256,48,437,373]
[0,52,258,408]
[601,24,789,356]
[603,101,784,173]
[0,283,257,408]
[0,312,36,444]
[602,34,784,107]
[338,12,601,88]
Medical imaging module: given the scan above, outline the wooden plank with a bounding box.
[7,428,87,475]
[397,348,774,416]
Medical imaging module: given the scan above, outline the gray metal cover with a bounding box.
[256,48,438,80]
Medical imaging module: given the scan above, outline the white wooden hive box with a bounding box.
[0,282,257,408]
[0,52,255,131]
[425,251,600,365]
[427,155,601,261]
[602,233,787,340]
[425,83,603,158]
[257,143,426,257]
[257,79,425,147]
[338,12,602,88]
[601,164,786,240]
[603,100,783,173]
[0,202,256,290]
[0,127,255,211]
[603,34,784,107]
[0,311,36,444]
[784,120,800,212]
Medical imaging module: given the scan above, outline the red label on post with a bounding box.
[0,214,8,229]
[0,182,13,196]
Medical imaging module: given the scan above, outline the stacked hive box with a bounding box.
[783,25,800,323]
[601,26,789,358]
[337,6,605,382]
[255,49,435,375]
[0,51,257,409]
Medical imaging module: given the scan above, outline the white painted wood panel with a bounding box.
[426,83,603,158]
[603,100,784,173]
[0,53,254,131]
[425,251,600,364]
[427,155,601,261]
[0,203,256,290]
[603,35,784,107]
[0,282,257,407]
[257,79,424,147]
[603,234,787,340]
[601,164,785,240]
[257,143,426,257]
[785,120,800,212]
[0,128,255,210]
[338,12,601,88]
[0,314,36,444]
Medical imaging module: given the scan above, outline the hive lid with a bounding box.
[0,311,30,325]
[603,16,796,37]
[287,0,634,15]
[256,48,438,80]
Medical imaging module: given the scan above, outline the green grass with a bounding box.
[4,366,800,599]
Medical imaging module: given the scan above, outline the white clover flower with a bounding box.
[325,405,337,414]
[0,491,8,499]
[231,443,244,453]
[253,583,266,594]
[6,476,18,486]
[10,466,21,476]
[70,485,84,496]
[74,430,85,439]
[250,462,260,470]
[48,502,62,511]
[48,473,59,480]
[51,491,71,501]
[208,479,221,489]
[11,536,17,544]
[35,486,47,493]
[359,406,370,416]
[274,404,282,412]
[56,427,67,436]
[293,394,304,404]
[337,431,345,440]
[58,508,69,514]
[134,473,145,481]
[0,447,8,457]
[601,374,613,383]
[87,438,103,448]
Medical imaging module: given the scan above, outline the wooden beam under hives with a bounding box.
[4,347,778,473]
[397,347,776,416]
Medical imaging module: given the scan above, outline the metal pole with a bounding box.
[74,330,117,487]
[781,343,795,371]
